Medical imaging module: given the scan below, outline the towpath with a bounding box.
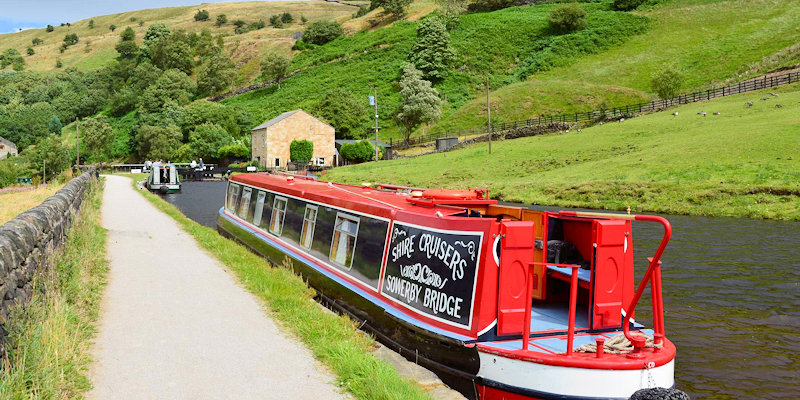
[88,175,349,399]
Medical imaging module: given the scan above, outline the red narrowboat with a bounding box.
[217,173,676,400]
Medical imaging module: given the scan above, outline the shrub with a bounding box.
[55,59,63,68]
[260,52,290,87]
[26,47,34,56]
[303,21,344,45]
[217,144,250,159]
[340,140,376,163]
[651,65,684,99]
[63,33,79,46]
[216,14,227,26]
[88,20,95,29]
[311,89,369,139]
[194,9,210,21]
[32,38,43,46]
[548,3,587,33]
[613,0,645,11]
[109,24,117,32]
[300,15,308,24]
[467,0,515,12]
[354,6,370,18]
[269,15,282,27]
[281,12,294,24]
[375,0,413,19]
[46,25,54,32]
[289,140,314,161]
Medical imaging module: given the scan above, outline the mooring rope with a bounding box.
[574,333,663,354]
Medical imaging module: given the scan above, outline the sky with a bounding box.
[0,0,288,33]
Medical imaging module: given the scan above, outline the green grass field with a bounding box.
[326,85,800,221]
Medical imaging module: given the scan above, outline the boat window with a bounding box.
[330,213,359,269]
[270,196,288,235]
[300,205,318,249]
[238,187,252,219]
[252,191,267,226]
[226,183,241,212]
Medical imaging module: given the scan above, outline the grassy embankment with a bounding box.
[428,0,800,133]
[224,2,650,139]
[126,176,432,400]
[0,1,357,81]
[0,183,66,225]
[0,179,107,398]
[326,84,800,221]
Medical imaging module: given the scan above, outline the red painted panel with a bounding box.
[497,221,535,336]
[592,219,627,330]
[477,384,543,400]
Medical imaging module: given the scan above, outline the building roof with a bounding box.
[251,110,302,131]
[0,136,16,148]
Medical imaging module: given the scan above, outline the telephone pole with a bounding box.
[370,85,379,162]
[43,159,46,184]
[486,79,492,155]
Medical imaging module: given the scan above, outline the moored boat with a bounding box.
[217,173,677,400]
[145,162,181,194]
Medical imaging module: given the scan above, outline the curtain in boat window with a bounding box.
[238,187,252,219]
[330,214,359,269]
[252,191,267,226]
[300,205,318,248]
[226,183,241,212]
[270,196,287,235]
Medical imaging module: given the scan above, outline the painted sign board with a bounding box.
[382,222,482,329]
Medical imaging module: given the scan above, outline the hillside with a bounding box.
[325,84,800,221]
[0,1,359,80]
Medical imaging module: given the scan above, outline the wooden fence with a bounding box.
[397,70,800,149]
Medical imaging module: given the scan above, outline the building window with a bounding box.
[226,183,241,212]
[275,158,280,167]
[330,213,359,269]
[238,187,252,218]
[252,190,266,226]
[316,157,325,166]
[270,196,287,235]
[300,205,318,249]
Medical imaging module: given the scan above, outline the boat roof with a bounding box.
[230,173,484,220]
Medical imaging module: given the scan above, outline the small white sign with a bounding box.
[131,169,142,173]
[246,166,257,172]
[368,95,375,106]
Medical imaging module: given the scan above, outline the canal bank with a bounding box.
[161,179,800,399]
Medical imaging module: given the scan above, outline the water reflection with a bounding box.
[164,183,800,399]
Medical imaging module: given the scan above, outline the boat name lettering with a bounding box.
[418,233,466,281]
[391,234,417,262]
[400,263,448,289]
[384,275,422,303]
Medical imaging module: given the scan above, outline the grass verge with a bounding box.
[125,175,431,400]
[0,178,107,399]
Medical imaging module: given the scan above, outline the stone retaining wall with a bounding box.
[0,167,98,344]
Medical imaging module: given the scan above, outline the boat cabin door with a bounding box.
[496,221,536,336]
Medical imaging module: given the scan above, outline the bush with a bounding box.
[651,65,683,99]
[216,14,227,27]
[303,21,344,45]
[354,6,370,18]
[340,140,377,163]
[548,3,587,33]
[217,144,250,159]
[194,9,210,22]
[281,12,294,24]
[46,25,54,32]
[613,0,645,11]
[467,0,515,12]
[289,140,314,162]
[63,33,79,46]
[311,89,369,139]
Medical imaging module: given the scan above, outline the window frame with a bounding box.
[300,205,319,249]
[226,183,241,212]
[238,186,252,218]
[252,190,267,226]
[269,195,288,236]
[329,212,360,270]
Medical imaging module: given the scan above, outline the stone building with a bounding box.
[250,109,335,168]
[0,136,18,159]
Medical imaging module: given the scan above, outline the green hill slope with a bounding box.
[325,84,800,221]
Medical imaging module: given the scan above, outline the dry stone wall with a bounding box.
[0,167,98,344]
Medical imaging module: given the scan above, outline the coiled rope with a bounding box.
[574,332,663,354]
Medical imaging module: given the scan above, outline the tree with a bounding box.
[196,52,237,95]
[289,140,313,162]
[217,144,250,160]
[301,15,308,24]
[303,21,343,45]
[32,37,44,46]
[188,122,233,160]
[613,0,645,11]
[269,15,284,28]
[109,24,117,32]
[215,14,228,27]
[435,0,467,29]
[24,134,70,180]
[88,19,95,29]
[396,64,441,143]
[26,47,35,56]
[139,69,196,113]
[233,20,246,30]
[548,3,587,33]
[194,9,210,22]
[143,23,171,46]
[260,52,290,88]
[340,140,379,163]
[375,0,413,19]
[651,65,684,99]
[311,90,368,139]
[281,12,294,24]
[120,27,136,42]
[151,38,194,75]
[81,116,114,162]
[63,33,79,46]
[46,25,54,32]
[0,49,24,69]
[409,17,456,81]
[48,115,63,134]
[137,124,182,160]
[115,40,139,60]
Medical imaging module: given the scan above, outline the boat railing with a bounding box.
[557,211,672,354]
[524,262,582,355]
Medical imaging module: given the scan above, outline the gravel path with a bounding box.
[88,175,348,400]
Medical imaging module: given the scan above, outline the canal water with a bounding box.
[162,181,800,400]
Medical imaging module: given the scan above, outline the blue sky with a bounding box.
[0,0,288,33]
